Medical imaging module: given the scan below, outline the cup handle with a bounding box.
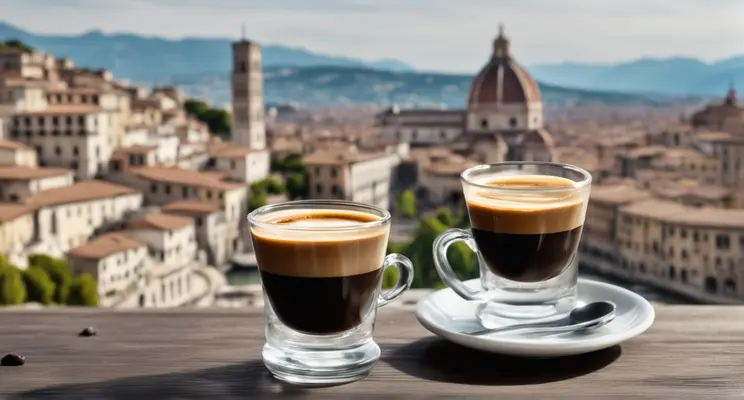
[433,228,480,301]
[377,253,414,308]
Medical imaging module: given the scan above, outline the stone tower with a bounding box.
[230,33,266,149]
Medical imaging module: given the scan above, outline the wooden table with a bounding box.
[0,307,742,398]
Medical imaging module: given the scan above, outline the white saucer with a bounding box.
[415,278,655,357]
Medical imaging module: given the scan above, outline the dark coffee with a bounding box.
[251,210,388,335]
[467,175,586,282]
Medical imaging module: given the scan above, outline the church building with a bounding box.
[377,27,555,163]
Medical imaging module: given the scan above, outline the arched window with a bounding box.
[705,277,718,294]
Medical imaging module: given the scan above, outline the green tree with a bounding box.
[22,267,55,305]
[0,39,34,52]
[0,267,27,305]
[397,190,417,219]
[436,208,455,227]
[29,254,72,304]
[249,192,268,212]
[382,266,399,289]
[286,172,308,200]
[184,99,209,117]
[265,178,285,195]
[67,274,98,307]
[203,108,231,135]
[282,154,306,174]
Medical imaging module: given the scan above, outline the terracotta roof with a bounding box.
[589,184,651,206]
[16,105,101,116]
[620,199,744,229]
[126,213,193,231]
[21,180,140,209]
[210,146,261,158]
[161,201,221,215]
[0,165,72,181]
[468,31,540,106]
[0,203,33,223]
[129,166,245,190]
[0,140,30,150]
[67,233,143,260]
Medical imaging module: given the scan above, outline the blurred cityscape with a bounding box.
[0,12,742,308]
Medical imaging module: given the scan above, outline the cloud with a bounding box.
[2,0,742,71]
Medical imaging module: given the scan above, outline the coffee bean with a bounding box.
[1,353,25,366]
[79,327,97,337]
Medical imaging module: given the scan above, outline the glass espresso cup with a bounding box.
[434,162,591,323]
[248,200,414,385]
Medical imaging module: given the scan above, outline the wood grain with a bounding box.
[0,307,743,399]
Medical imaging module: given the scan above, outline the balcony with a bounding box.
[0,305,738,397]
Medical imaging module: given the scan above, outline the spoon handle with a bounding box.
[468,319,569,336]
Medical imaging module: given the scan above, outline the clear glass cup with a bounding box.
[248,200,414,385]
[433,162,592,324]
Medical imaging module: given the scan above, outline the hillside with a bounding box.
[175,66,670,108]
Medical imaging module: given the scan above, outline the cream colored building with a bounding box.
[617,200,744,300]
[0,165,74,201]
[67,232,148,307]
[109,166,248,255]
[20,179,144,252]
[695,131,744,188]
[304,149,401,209]
[8,105,114,179]
[123,213,198,308]
[161,201,229,268]
[0,139,38,166]
[209,145,270,184]
[0,203,34,255]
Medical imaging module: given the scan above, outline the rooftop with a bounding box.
[129,166,245,191]
[0,165,71,181]
[112,145,157,156]
[0,139,30,150]
[303,150,388,166]
[126,213,193,232]
[209,145,262,159]
[161,201,221,216]
[621,199,744,229]
[0,202,33,223]
[21,180,140,209]
[66,233,143,260]
[589,184,652,205]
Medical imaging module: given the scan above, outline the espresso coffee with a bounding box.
[251,210,388,335]
[467,175,586,283]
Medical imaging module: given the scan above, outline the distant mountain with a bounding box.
[0,21,414,81]
[173,66,675,108]
[529,56,744,96]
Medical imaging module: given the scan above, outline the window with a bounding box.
[165,185,171,195]
[78,116,85,125]
[73,146,79,156]
[480,119,488,129]
[332,185,341,198]
[681,229,687,239]
[693,232,699,242]
[440,130,447,139]
[150,183,157,193]
[316,184,323,195]
[230,160,236,170]
[71,161,78,170]
[681,250,688,260]
[508,117,517,128]
[55,146,61,156]
[716,234,731,250]
[38,116,45,126]
[66,116,72,125]
[331,168,338,178]
[196,217,203,227]
[182,187,189,198]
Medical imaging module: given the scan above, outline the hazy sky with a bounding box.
[3,0,742,72]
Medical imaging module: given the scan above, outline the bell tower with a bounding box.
[230,25,266,149]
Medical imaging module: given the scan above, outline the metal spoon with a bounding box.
[467,301,617,336]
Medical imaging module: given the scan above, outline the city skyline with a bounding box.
[3,0,742,73]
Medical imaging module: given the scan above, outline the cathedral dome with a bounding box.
[468,26,541,107]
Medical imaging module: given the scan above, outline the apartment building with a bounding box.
[20,179,143,252]
[209,145,270,184]
[0,139,38,166]
[8,105,114,179]
[109,166,248,254]
[67,232,148,307]
[304,149,401,209]
[0,165,73,201]
[123,213,198,308]
[161,201,229,268]
[0,203,34,254]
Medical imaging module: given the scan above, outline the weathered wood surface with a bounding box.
[0,307,743,399]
